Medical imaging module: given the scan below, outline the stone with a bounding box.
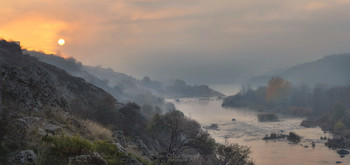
[337,149,350,155]
[110,141,127,154]
[112,130,127,147]
[135,137,151,156]
[44,124,63,135]
[12,150,37,163]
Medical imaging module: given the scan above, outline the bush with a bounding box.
[80,119,113,140]
[42,135,129,164]
[216,143,254,165]
[42,134,93,156]
[334,121,346,132]
[93,140,127,164]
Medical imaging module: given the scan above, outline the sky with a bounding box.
[1,0,350,84]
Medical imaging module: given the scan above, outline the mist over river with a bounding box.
[169,89,350,164]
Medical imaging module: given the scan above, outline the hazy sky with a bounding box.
[2,0,350,84]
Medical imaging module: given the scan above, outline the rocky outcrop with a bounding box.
[10,150,37,164]
[112,130,127,147]
[0,40,153,163]
[44,124,63,135]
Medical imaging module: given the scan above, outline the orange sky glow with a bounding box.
[1,0,350,83]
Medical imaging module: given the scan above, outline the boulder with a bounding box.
[11,150,37,163]
[337,149,350,155]
[44,124,63,135]
[110,141,127,154]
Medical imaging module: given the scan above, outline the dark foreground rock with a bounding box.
[10,150,37,164]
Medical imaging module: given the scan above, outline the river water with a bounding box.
[169,89,350,164]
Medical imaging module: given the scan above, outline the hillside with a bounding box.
[248,54,350,86]
[0,40,161,164]
[25,50,224,101]
[1,40,254,165]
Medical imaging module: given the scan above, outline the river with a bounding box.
[169,86,350,164]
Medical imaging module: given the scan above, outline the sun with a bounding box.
[58,39,65,45]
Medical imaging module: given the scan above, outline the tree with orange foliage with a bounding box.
[265,77,291,102]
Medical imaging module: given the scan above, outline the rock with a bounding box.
[135,137,151,156]
[340,155,345,158]
[304,145,309,148]
[91,152,107,165]
[44,124,63,135]
[336,161,342,164]
[287,132,301,143]
[312,142,315,147]
[69,152,107,165]
[110,141,127,154]
[112,130,127,147]
[337,149,350,155]
[232,118,236,121]
[12,150,37,163]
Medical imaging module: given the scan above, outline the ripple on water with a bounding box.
[171,98,350,165]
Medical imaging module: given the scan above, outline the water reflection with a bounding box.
[170,98,350,165]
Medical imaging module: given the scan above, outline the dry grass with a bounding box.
[80,119,113,140]
[42,107,68,124]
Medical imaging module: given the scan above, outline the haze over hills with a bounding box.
[248,54,350,86]
[24,50,224,103]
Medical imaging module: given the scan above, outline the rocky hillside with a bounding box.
[0,40,161,164]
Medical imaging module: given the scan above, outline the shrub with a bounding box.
[80,119,113,140]
[216,143,254,165]
[42,135,130,164]
[42,134,93,156]
[334,121,346,132]
[93,140,127,164]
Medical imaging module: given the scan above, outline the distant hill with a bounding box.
[25,50,224,100]
[248,54,350,86]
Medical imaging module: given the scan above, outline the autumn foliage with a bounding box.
[265,77,291,102]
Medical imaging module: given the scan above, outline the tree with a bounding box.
[147,110,216,158]
[216,143,254,165]
[265,77,291,103]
